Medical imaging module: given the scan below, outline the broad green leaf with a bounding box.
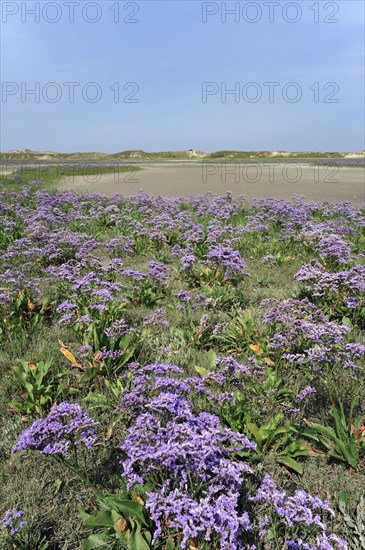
[84,510,114,528]
[309,423,337,440]
[332,437,358,469]
[339,490,349,507]
[285,441,309,455]
[277,455,303,475]
[82,533,111,549]
[331,408,348,440]
[194,366,210,378]
[266,427,288,445]
[341,316,353,329]
[83,367,102,382]
[129,520,151,550]
[101,497,148,526]
[206,350,217,370]
[246,423,263,444]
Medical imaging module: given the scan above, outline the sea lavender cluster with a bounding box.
[147,260,169,281]
[119,362,208,416]
[296,385,317,403]
[295,261,365,316]
[299,226,353,265]
[203,355,259,387]
[104,318,137,339]
[262,298,365,377]
[203,242,251,279]
[146,482,253,549]
[252,475,348,549]
[1,509,27,536]
[12,402,98,457]
[119,361,256,548]
[118,357,349,549]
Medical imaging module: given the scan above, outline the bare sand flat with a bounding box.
[56,162,365,205]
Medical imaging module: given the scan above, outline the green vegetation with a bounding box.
[0,172,364,548]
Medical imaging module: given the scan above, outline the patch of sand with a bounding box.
[57,162,365,206]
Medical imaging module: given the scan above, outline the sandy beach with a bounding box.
[56,162,365,205]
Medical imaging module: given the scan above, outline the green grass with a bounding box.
[1,165,142,190]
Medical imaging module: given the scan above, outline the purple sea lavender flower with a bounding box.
[121,269,146,282]
[204,242,250,278]
[174,290,191,303]
[1,509,27,536]
[146,482,253,549]
[143,308,170,328]
[148,261,169,281]
[104,318,135,339]
[59,312,76,325]
[296,386,317,403]
[251,474,334,531]
[180,251,196,272]
[121,405,256,490]
[57,300,78,312]
[75,315,93,324]
[78,345,93,357]
[12,402,98,457]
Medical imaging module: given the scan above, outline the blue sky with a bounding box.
[1,0,364,152]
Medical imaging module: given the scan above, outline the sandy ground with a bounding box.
[56,162,365,205]
[1,162,364,205]
[0,168,16,176]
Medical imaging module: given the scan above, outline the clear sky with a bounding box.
[1,0,364,152]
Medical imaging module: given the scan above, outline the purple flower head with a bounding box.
[104,318,135,339]
[143,308,170,328]
[57,300,78,312]
[1,509,27,536]
[78,344,93,357]
[204,242,250,278]
[296,385,317,403]
[122,269,146,282]
[146,482,252,549]
[251,475,335,532]
[12,402,98,457]
[180,252,196,272]
[174,290,191,303]
[75,314,93,324]
[148,261,169,281]
[121,407,256,490]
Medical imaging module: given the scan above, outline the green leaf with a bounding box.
[341,316,353,329]
[82,533,111,549]
[331,408,348,440]
[315,434,333,451]
[129,520,151,550]
[101,497,148,526]
[338,490,349,509]
[308,422,337,441]
[194,365,210,378]
[348,436,359,461]
[277,455,303,475]
[246,423,263,445]
[83,367,102,382]
[84,510,114,529]
[53,478,63,495]
[24,381,35,397]
[266,426,288,446]
[332,437,359,469]
[206,349,217,370]
[284,441,309,457]
[119,348,135,368]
